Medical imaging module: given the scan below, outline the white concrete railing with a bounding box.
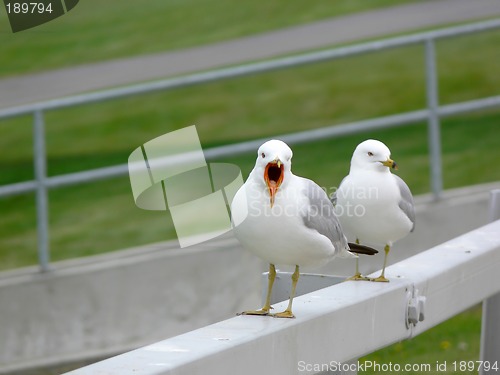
[2,183,498,374]
[65,217,500,375]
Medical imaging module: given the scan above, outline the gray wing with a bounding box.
[394,174,416,232]
[301,178,350,255]
[330,176,347,207]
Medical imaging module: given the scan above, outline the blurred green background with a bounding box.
[1,0,499,371]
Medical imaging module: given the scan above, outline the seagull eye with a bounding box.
[261,152,266,158]
[368,152,373,157]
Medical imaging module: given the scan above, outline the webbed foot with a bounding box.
[272,310,295,319]
[238,307,272,316]
[346,273,371,281]
[370,275,390,283]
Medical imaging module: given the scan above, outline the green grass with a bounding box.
[362,305,483,374]
[1,29,500,270]
[0,0,416,77]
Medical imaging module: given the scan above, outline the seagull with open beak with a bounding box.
[231,139,377,318]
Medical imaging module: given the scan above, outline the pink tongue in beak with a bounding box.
[266,174,282,207]
[268,180,278,207]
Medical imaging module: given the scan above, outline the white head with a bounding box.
[350,139,398,173]
[253,139,293,207]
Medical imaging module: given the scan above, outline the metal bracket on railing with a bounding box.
[406,287,426,328]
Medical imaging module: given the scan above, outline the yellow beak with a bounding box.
[381,158,398,170]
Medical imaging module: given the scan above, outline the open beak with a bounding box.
[264,158,284,207]
[381,158,398,170]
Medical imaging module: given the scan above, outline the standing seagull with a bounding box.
[333,139,415,282]
[231,139,377,318]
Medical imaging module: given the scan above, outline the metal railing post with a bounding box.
[424,38,443,200]
[479,189,500,373]
[33,110,50,272]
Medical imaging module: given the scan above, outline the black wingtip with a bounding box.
[348,242,379,255]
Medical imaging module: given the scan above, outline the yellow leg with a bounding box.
[372,244,390,282]
[240,264,276,316]
[273,265,299,318]
[346,239,370,281]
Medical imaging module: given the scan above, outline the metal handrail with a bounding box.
[1,19,500,272]
[2,97,500,199]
